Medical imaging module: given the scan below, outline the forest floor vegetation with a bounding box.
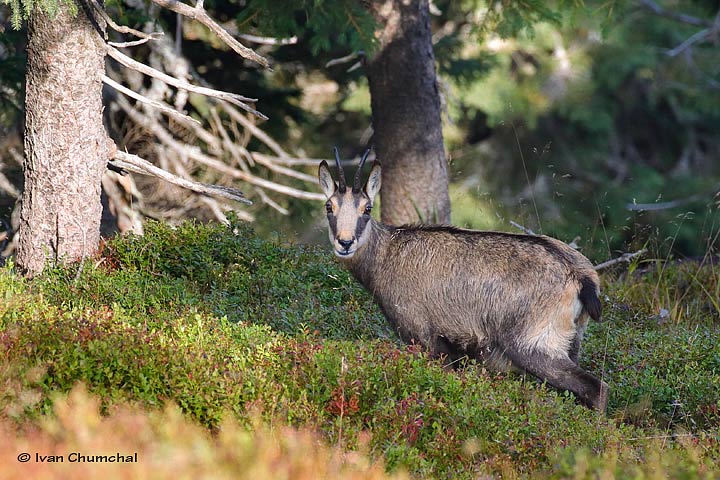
[0,218,718,478]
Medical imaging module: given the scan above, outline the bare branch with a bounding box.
[150,0,271,69]
[222,104,286,155]
[168,110,223,152]
[594,249,648,271]
[510,219,647,271]
[625,189,714,211]
[108,38,161,48]
[250,153,318,183]
[106,46,268,120]
[207,109,246,165]
[0,218,10,242]
[102,75,201,125]
[206,110,290,215]
[238,33,297,45]
[117,97,324,201]
[198,196,230,224]
[189,150,326,200]
[222,27,298,46]
[253,153,366,167]
[509,220,537,236]
[253,187,290,215]
[89,0,164,42]
[667,27,713,57]
[325,51,362,68]
[637,0,720,56]
[0,165,20,198]
[637,0,713,27]
[110,150,253,205]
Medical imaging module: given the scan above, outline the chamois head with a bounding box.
[318,147,381,258]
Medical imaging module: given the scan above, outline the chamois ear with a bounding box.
[364,161,382,202]
[318,160,337,198]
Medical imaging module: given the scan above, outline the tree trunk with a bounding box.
[17,5,112,275]
[366,0,451,225]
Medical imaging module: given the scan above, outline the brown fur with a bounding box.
[318,159,609,411]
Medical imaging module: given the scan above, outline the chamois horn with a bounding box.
[352,148,372,193]
[333,146,347,193]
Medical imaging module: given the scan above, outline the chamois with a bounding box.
[318,148,608,411]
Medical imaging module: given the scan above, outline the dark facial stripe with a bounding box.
[327,213,338,237]
[355,214,370,240]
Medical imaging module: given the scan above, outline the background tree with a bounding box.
[3,0,276,275]
[1,0,718,264]
[366,0,451,225]
[18,4,111,275]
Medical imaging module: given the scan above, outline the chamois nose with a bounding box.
[338,239,354,251]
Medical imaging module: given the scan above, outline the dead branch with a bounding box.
[167,109,223,152]
[117,96,324,201]
[625,189,714,211]
[110,150,252,205]
[637,0,713,27]
[188,150,325,200]
[150,0,271,69]
[208,107,250,166]
[89,0,164,43]
[207,110,290,215]
[509,219,647,271]
[109,38,160,48]
[250,153,318,183]
[252,153,366,167]
[218,19,297,46]
[102,75,200,125]
[667,27,715,57]
[254,188,289,215]
[106,46,267,120]
[101,171,145,234]
[325,51,362,68]
[594,249,648,271]
[509,220,537,236]
[237,33,297,46]
[0,164,20,198]
[222,104,286,155]
[198,196,231,224]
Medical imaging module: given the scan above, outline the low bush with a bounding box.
[0,385,403,480]
[0,219,718,478]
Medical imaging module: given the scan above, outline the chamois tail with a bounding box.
[579,276,602,322]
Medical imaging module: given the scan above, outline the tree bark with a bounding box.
[366,0,451,225]
[17,4,113,275]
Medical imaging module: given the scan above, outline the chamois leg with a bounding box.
[504,348,609,412]
[568,316,589,365]
[567,333,583,365]
[431,335,466,370]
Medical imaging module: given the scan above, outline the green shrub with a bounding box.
[1,220,719,478]
[38,218,391,340]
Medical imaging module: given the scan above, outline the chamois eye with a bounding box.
[364,204,372,215]
[325,202,333,214]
